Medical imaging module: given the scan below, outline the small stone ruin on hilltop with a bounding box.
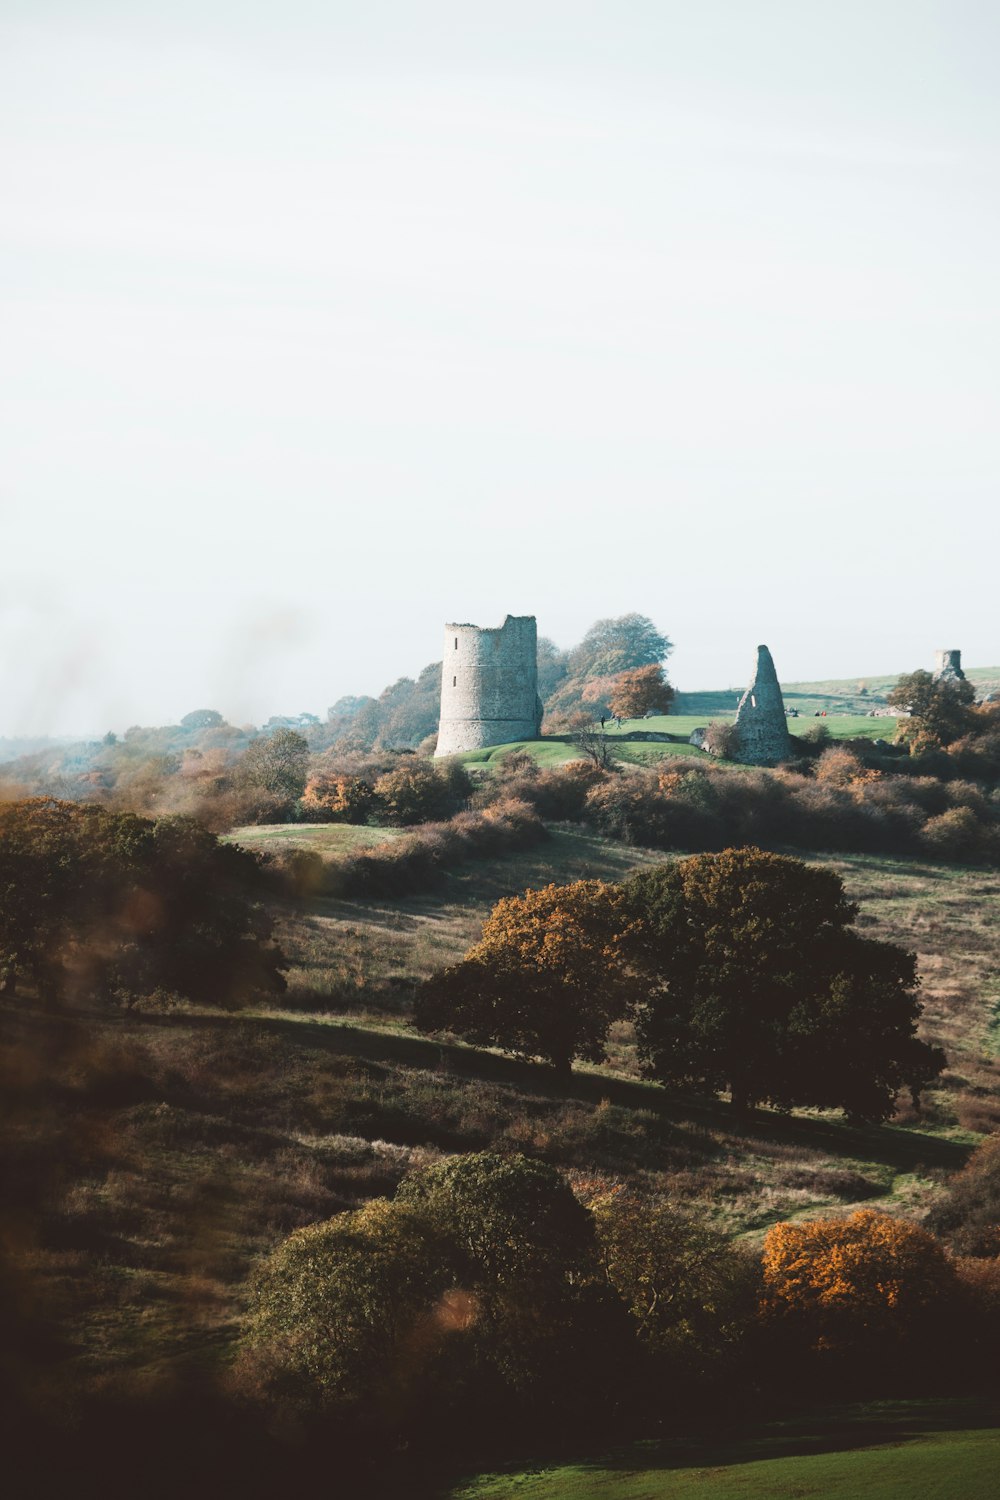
[934,649,966,683]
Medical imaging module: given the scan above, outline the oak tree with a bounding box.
[608,663,675,722]
[888,669,977,750]
[621,848,944,1119]
[414,880,634,1074]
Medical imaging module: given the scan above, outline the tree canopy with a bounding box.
[569,613,672,679]
[761,1208,957,1358]
[179,708,226,729]
[237,728,310,802]
[620,848,945,1120]
[888,670,977,750]
[415,849,943,1117]
[414,880,635,1073]
[609,663,675,721]
[245,1153,623,1427]
[591,1191,755,1382]
[0,798,286,1007]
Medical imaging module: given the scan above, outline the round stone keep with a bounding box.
[436,615,542,756]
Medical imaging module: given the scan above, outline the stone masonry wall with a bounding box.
[435,615,542,756]
[934,649,965,681]
[733,643,791,766]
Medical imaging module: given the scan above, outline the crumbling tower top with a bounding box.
[933,649,965,682]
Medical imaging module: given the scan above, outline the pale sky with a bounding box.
[3,1,999,734]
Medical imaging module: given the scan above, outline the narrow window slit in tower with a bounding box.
[454,638,458,649]
[453,676,457,687]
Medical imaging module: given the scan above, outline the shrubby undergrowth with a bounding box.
[241,1150,1000,1466]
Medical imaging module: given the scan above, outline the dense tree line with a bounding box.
[0,798,286,1008]
[416,849,945,1122]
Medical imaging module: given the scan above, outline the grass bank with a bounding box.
[449,1397,1000,1499]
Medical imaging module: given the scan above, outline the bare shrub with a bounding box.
[704,721,739,758]
[921,807,985,863]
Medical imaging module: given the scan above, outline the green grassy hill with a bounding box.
[452,712,899,769]
[451,1400,1000,1499]
[677,665,1000,719]
[454,664,1000,766]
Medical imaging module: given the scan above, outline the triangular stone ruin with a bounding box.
[733,644,791,766]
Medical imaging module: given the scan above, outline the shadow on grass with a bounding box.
[589,1395,1000,1477]
[142,1007,972,1176]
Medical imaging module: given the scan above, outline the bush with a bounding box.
[927,1133,1000,1256]
[761,1209,958,1371]
[243,1198,452,1418]
[301,774,375,824]
[372,760,472,825]
[243,1154,627,1438]
[591,1191,757,1391]
[704,721,740,758]
[921,806,985,862]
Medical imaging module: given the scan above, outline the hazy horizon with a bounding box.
[4,3,999,735]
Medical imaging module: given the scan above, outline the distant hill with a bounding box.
[0,735,76,760]
[676,665,1000,719]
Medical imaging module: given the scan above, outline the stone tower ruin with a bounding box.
[435,614,543,757]
[733,644,791,766]
[933,649,965,682]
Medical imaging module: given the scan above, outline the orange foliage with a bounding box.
[302,774,374,823]
[761,1209,956,1350]
[609,663,674,721]
[469,879,626,983]
[813,747,881,798]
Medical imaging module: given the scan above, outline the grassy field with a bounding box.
[452,714,899,770]
[227,822,406,854]
[676,664,1000,719]
[451,1399,1000,1499]
[602,713,899,742]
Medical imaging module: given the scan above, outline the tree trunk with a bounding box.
[730,1082,752,1117]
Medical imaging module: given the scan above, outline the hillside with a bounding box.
[676,665,1000,719]
[6,819,1000,1494]
[452,712,900,768]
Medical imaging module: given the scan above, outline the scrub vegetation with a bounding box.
[3,633,1000,1494]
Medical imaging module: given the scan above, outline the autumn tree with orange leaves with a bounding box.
[414,880,636,1074]
[761,1209,958,1363]
[609,663,675,722]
